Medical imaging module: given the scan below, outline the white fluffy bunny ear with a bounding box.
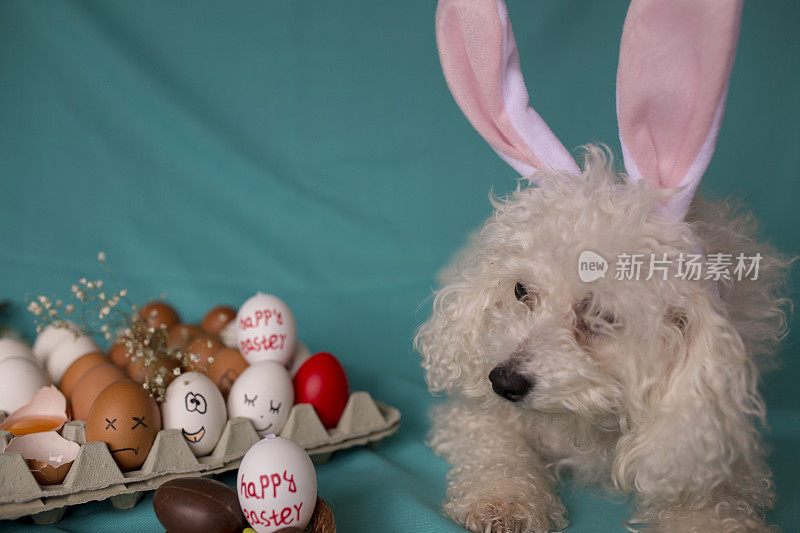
[617,0,744,220]
[436,0,580,178]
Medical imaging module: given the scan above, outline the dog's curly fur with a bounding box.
[415,146,791,532]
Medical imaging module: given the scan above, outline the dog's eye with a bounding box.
[514,282,540,309]
[514,282,528,301]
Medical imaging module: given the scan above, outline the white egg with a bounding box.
[161,372,227,457]
[235,293,296,366]
[287,342,312,378]
[237,435,317,533]
[0,337,36,365]
[0,357,52,413]
[46,335,99,384]
[32,321,80,364]
[227,362,293,437]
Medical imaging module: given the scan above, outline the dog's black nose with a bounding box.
[489,364,533,402]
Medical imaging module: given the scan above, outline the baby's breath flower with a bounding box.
[97,251,106,262]
[120,289,127,297]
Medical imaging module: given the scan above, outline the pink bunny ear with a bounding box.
[436,0,579,178]
[617,0,743,220]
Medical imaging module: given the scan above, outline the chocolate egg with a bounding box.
[154,477,246,533]
[184,336,223,374]
[200,306,237,336]
[86,380,161,471]
[70,363,127,421]
[206,348,249,399]
[139,301,180,330]
[167,323,202,351]
[59,352,107,399]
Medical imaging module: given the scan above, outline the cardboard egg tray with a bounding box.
[0,391,400,525]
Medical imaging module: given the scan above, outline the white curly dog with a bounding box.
[416,1,790,531]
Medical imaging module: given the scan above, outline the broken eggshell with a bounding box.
[0,385,70,435]
[5,431,80,485]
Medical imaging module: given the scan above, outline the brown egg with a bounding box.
[86,380,161,471]
[167,323,201,351]
[138,301,180,330]
[127,355,180,388]
[70,363,127,421]
[59,352,108,399]
[184,336,223,374]
[206,348,249,398]
[109,341,129,367]
[200,305,237,336]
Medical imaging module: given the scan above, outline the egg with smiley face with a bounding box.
[227,362,293,437]
[85,380,161,471]
[160,371,227,457]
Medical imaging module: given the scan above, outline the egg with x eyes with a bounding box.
[85,380,161,471]
[160,372,227,456]
[227,362,293,437]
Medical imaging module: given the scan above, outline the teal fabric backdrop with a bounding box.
[0,1,797,531]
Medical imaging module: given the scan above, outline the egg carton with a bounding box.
[0,391,400,524]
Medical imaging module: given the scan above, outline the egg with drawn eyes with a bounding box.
[227,362,293,437]
[85,380,161,471]
[161,372,227,457]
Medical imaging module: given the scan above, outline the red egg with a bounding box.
[292,352,349,429]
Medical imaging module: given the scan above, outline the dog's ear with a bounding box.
[435,0,579,179]
[613,298,769,504]
[415,278,493,395]
[617,0,743,221]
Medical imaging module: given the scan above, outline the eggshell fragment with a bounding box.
[0,337,36,364]
[70,363,128,421]
[139,301,180,330]
[86,380,161,471]
[47,335,100,384]
[59,352,107,399]
[201,305,237,336]
[0,386,69,435]
[0,357,52,414]
[32,321,79,364]
[5,431,80,485]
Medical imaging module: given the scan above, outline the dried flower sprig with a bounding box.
[26,253,197,402]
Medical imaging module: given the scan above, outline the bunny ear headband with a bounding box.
[435,0,743,221]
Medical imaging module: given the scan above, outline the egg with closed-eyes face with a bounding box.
[227,362,293,437]
[161,372,227,456]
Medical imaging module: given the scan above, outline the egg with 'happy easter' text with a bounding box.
[237,435,317,533]
[227,362,293,437]
[161,372,227,456]
[235,294,296,366]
